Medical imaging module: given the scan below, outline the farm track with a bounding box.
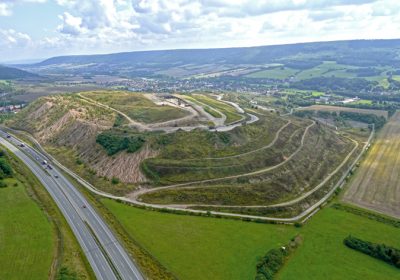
[343,112,400,219]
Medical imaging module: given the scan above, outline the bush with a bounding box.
[344,235,400,268]
[96,131,145,155]
[111,177,120,185]
[0,157,12,178]
[57,266,78,280]
[0,181,7,188]
[338,111,386,129]
[256,248,288,280]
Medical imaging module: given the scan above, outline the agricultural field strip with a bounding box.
[343,113,400,218]
[185,120,292,161]
[8,126,374,223]
[133,121,316,197]
[174,134,359,208]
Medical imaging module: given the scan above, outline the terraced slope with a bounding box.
[140,119,357,216]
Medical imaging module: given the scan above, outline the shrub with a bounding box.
[96,131,145,155]
[0,181,7,188]
[57,266,78,280]
[344,235,400,268]
[111,177,120,185]
[0,158,12,178]
[256,248,288,280]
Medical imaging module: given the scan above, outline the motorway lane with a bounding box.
[0,133,144,280]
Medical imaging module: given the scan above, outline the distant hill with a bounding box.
[36,39,400,67]
[27,39,400,78]
[0,65,38,79]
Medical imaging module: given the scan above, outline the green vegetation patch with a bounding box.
[102,199,297,280]
[278,207,400,280]
[344,235,400,268]
[246,67,298,80]
[0,178,54,280]
[96,131,145,155]
[256,236,300,280]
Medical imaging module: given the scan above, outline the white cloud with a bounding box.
[58,12,87,35]
[2,0,400,60]
[0,3,12,16]
[0,29,31,46]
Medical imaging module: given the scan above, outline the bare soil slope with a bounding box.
[9,95,156,184]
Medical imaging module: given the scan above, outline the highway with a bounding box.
[0,131,144,280]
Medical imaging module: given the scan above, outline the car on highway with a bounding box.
[54,175,59,178]
[19,143,25,147]
[47,165,53,170]
[6,135,11,138]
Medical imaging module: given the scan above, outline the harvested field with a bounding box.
[343,111,400,219]
[297,105,388,119]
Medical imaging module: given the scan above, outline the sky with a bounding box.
[0,0,400,62]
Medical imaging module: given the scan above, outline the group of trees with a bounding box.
[255,248,288,280]
[96,131,145,156]
[0,150,12,179]
[344,235,400,268]
[291,77,378,93]
[294,110,386,129]
[0,150,13,188]
[338,111,386,129]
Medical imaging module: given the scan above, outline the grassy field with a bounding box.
[245,61,391,83]
[246,67,298,79]
[102,199,298,280]
[190,94,244,124]
[278,206,400,280]
[102,199,400,280]
[343,111,400,219]
[80,91,189,123]
[0,178,55,280]
[297,105,388,118]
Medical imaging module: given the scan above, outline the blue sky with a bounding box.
[1,0,400,62]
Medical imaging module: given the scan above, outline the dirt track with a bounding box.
[343,111,400,219]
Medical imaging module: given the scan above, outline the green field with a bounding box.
[81,91,189,124]
[102,199,400,280]
[102,199,297,280]
[278,206,400,279]
[247,67,298,79]
[0,178,55,280]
